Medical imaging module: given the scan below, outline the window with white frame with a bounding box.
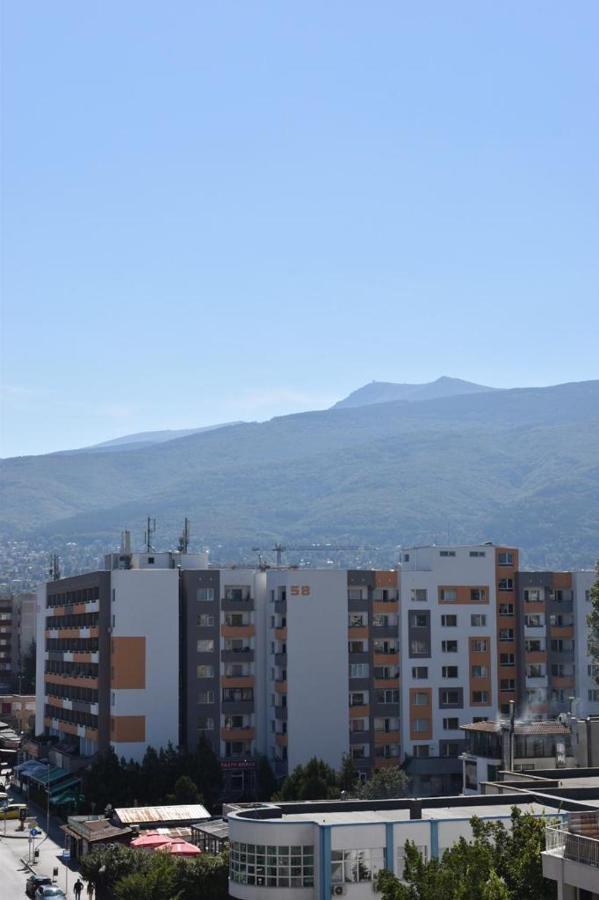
[441,615,457,627]
[349,663,369,679]
[331,848,385,884]
[230,842,314,888]
[197,588,215,602]
[470,614,487,627]
[411,589,427,602]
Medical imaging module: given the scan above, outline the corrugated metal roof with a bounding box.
[115,804,210,825]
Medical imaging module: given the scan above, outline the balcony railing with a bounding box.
[546,825,599,868]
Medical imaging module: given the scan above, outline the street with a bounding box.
[0,789,79,899]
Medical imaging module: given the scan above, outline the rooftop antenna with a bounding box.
[178,518,191,554]
[144,517,156,553]
[49,553,61,581]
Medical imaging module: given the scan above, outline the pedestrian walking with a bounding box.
[74,878,84,900]
[86,882,94,898]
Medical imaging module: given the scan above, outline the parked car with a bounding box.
[25,875,52,897]
[34,888,66,900]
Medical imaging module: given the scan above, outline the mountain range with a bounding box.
[1,377,598,570]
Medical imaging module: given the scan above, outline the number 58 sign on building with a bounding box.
[290,585,311,596]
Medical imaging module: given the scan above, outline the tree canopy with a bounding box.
[586,563,599,673]
[376,808,556,900]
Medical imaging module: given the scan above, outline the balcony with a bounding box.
[221,726,255,742]
[543,821,599,896]
[221,648,254,663]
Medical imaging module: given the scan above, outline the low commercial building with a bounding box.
[461,718,575,793]
[226,790,592,900]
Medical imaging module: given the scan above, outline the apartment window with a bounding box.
[524,588,543,603]
[374,666,399,681]
[443,717,460,730]
[223,687,253,702]
[527,664,546,678]
[349,640,368,654]
[197,690,215,704]
[413,719,429,733]
[472,691,489,704]
[588,690,599,702]
[524,614,544,628]
[373,639,398,654]
[551,663,574,677]
[441,615,457,627]
[497,552,514,566]
[197,716,214,731]
[551,639,574,652]
[440,550,456,557]
[470,589,486,603]
[442,666,458,678]
[469,551,486,557]
[374,716,399,733]
[376,689,399,704]
[413,691,429,706]
[499,604,514,616]
[525,639,544,652]
[350,663,369,679]
[472,639,488,652]
[439,588,457,602]
[403,553,410,562]
[349,691,368,707]
[225,613,248,627]
[348,588,365,601]
[442,640,458,653]
[471,614,487,627]
[411,589,427,602]
[498,578,513,591]
[412,745,430,758]
[500,679,515,691]
[499,629,514,642]
[441,742,461,758]
[411,667,428,679]
[197,639,215,653]
[197,614,215,627]
[413,613,428,628]
[440,689,462,707]
[350,718,368,733]
[197,588,215,602]
[196,665,214,678]
[351,744,370,760]
[471,665,488,678]
[349,613,367,628]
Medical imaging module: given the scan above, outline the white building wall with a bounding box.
[573,570,599,717]
[400,546,498,757]
[110,568,180,761]
[285,570,350,771]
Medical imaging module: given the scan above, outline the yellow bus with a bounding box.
[0,803,27,819]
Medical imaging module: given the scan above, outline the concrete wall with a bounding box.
[110,568,180,761]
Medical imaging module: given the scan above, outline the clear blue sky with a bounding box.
[2,2,598,457]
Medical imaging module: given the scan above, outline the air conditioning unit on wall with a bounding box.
[331,886,346,896]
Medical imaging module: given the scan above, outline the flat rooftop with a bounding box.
[233,801,558,827]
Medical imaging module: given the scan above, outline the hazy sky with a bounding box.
[2,2,598,457]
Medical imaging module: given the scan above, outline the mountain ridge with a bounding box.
[0,379,597,570]
[332,375,497,410]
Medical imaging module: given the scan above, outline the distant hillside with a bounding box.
[333,376,497,409]
[62,421,244,454]
[1,379,598,570]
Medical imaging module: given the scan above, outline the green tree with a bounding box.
[338,753,359,794]
[354,765,410,800]
[255,754,278,800]
[172,774,202,804]
[189,736,223,811]
[276,757,339,801]
[586,563,599,674]
[376,809,556,900]
[115,853,181,900]
[481,870,510,900]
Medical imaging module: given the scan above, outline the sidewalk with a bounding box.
[0,790,82,898]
